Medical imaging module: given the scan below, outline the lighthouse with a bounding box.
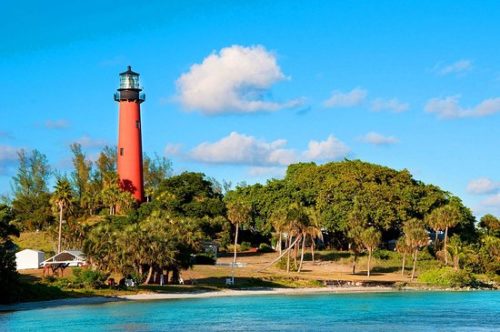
[114,66,145,202]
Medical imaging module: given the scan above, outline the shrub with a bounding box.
[419,267,478,288]
[258,243,274,253]
[240,241,252,251]
[276,257,298,272]
[194,253,216,265]
[72,267,109,289]
[373,249,393,260]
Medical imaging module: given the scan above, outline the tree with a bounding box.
[403,219,429,281]
[347,206,367,275]
[226,201,251,283]
[158,172,226,218]
[304,207,323,263]
[425,211,442,248]
[479,214,500,237]
[284,203,308,273]
[70,143,92,214]
[427,204,461,265]
[396,236,412,276]
[0,204,20,304]
[269,208,288,255]
[143,153,172,202]
[50,177,73,253]
[100,176,122,216]
[446,235,471,271]
[11,149,52,230]
[360,227,381,277]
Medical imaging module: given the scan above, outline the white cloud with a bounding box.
[359,132,399,145]
[189,132,296,166]
[323,88,367,108]
[73,135,107,149]
[0,145,19,174]
[185,132,350,166]
[302,135,350,161]
[425,95,500,119]
[436,59,473,76]
[467,177,500,195]
[371,98,409,113]
[175,45,301,115]
[45,119,69,129]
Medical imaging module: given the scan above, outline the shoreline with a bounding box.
[119,285,395,301]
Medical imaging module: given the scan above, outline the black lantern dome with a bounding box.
[114,66,145,102]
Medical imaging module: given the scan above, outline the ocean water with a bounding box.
[1,291,499,331]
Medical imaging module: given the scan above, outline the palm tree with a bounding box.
[396,236,412,277]
[51,177,73,253]
[427,204,461,265]
[425,212,442,249]
[285,203,307,273]
[100,174,122,215]
[226,201,252,283]
[446,234,474,272]
[347,208,366,275]
[360,227,381,277]
[270,209,287,255]
[305,207,323,263]
[403,219,429,281]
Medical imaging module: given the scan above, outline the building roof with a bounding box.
[16,249,44,254]
[120,65,139,76]
[41,250,86,266]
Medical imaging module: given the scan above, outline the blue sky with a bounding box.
[1,1,499,217]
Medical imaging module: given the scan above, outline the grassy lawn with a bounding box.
[13,231,55,256]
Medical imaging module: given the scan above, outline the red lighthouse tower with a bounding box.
[114,66,145,202]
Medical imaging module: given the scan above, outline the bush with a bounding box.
[258,243,274,253]
[276,257,298,272]
[194,253,216,265]
[373,249,393,260]
[419,267,478,288]
[72,267,109,289]
[240,241,252,251]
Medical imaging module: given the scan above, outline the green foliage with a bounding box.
[479,214,500,237]
[226,160,476,248]
[72,267,109,289]
[193,253,216,265]
[11,149,53,231]
[240,241,252,251]
[373,249,394,260]
[13,231,55,254]
[157,172,226,218]
[419,267,478,288]
[0,204,20,304]
[478,235,500,275]
[276,256,298,272]
[143,153,172,201]
[258,243,274,253]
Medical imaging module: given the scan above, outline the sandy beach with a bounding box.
[119,286,395,301]
[0,286,395,312]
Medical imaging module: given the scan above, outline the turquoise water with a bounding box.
[1,291,499,331]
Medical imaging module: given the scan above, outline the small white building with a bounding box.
[15,249,45,270]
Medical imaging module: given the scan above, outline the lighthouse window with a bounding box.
[136,120,141,129]
[120,148,124,156]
